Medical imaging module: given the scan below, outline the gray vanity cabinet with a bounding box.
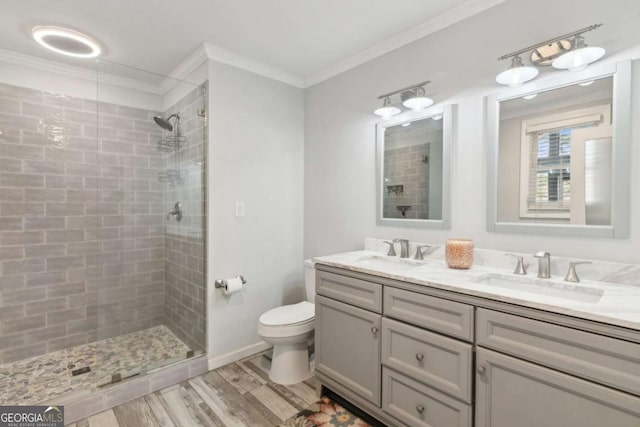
[475,348,640,427]
[315,265,640,427]
[315,295,382,406]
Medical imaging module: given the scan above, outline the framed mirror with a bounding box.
[376,105,453,228]
[486,60,631,238]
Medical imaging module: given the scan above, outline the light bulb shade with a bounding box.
[496,66,539,87]
[496,56,538,87]
[552,46,605,71]
[403,96,434,111]
[374,105,401,118]
[374,97,401,118]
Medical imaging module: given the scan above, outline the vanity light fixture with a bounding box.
[374,96,401,119]
[32,26,102,58]
[522,93,538,100]
[374,81,433,118]
[496,24,604,87]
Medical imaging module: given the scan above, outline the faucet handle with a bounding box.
[414,245,431,260]
[383,241,397,257]
[565,261,592,283]
[505,254,527,275]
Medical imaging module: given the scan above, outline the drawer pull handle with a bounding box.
[415,353,424,362]
[416,404,425,414]
[477,364,487,375]
[371,326,378,335]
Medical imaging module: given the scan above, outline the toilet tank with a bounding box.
[303,259,316,304]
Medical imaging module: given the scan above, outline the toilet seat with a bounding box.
[259,301,314,326]
[258,301,315,339]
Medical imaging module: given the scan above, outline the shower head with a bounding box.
[153,113,180,132]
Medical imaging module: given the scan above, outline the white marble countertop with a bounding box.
[312,250,640,331]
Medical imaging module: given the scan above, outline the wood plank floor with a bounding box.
[67,352,319,427]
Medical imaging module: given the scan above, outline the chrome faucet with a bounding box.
[533,251,551,278]
[393,239,410,258]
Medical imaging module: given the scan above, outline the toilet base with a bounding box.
[269,341,313,385]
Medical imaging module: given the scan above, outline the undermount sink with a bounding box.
[471,273,604,303]
[353,254,427,269]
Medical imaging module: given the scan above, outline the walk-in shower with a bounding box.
[0,59,208,410]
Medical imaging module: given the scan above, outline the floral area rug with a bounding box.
[280,396,372,427]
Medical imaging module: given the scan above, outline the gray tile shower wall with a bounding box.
[383,144,430,219]
[161,86,207,352]
[0,82,168,363]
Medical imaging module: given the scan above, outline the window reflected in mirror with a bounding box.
[497,76,613,225]
[382,117,443,220]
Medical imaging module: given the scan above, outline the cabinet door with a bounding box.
[476,348,640,427]
[316,295,381,406]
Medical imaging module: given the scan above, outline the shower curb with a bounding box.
[43,355,209,424]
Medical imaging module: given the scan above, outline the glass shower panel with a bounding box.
[94,60,207,385]
[0,63,101,404]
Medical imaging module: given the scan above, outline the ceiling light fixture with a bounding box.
[32,26,101,58]
[496,24,604,87]
[374,81,433,118]
[374,96,401,119]
[522,94,538,100]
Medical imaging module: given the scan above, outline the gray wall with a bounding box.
[206,60,304,361]
[304,0,640,264]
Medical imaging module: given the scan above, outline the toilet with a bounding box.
[257,260,316,385]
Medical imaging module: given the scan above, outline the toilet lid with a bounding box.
[259,301,315,326]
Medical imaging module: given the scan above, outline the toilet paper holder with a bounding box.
[214,275,247,289]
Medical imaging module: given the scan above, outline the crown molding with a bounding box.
[304,0,509,87]
[0,48,164,94]
[158,44,210,92]
[203,42,305,88]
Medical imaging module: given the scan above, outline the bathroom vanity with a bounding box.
[312,248,640,427]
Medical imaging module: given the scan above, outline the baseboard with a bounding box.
[208,341,272,370]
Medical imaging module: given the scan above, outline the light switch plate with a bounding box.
[235,200,245,217]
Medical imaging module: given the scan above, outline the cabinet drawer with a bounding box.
[477,308,640,396]
[317,270,382,313]
[384,286,474,341]
[381,318,472,403]
[382,367,471,427]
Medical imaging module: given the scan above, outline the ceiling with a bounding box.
[0,0,504,85]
